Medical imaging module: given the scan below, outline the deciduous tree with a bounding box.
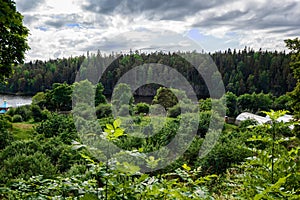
[0,0,29,81]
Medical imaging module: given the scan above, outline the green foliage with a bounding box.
[14,105,32,121]
[196,131,252,174]
[152,87,178,110]
[96,103,112,119]
[223,110,300,199]
[134,102,150,115]
[0,152,57,183]
[35,113,77,144]
[237,92,273,114]
[285,38,300,80]
[103,119,125,141]
[12,114,23,122]
[273,94,292,111]
[31,91,46,108]
[198,98,212,112]
[42,137,84,173]
[198,111,213,137]
[167,104,181,118]
[225,92,238,117]
[51,82,73,111]
[239,119,258,129]
[95,82,107,106]
[285,38,300,124]
[237,93,254,113]
[0,152,217,199]
[111,83,134,114]
[0,115,13,150]
[0,114,12,129]
[30,104,46,122]
[0,97,299,199]
[6,105,32,122]
[0,139,54,183]
[0,50,296,100]
[0,0,29,81]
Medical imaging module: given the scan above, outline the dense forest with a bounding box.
[0,48,296,97]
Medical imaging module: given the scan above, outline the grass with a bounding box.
[11,122,36,140]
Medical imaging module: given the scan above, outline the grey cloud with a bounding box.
[266,27,299,34]
[22,14,39,25]
[79,29,199,53]
[15,0,45,12]
[44,14,108,29]
[194,1,300,32]
[58,38,87,47]
[80,40,129,52]
[44,14,79,28]
[45,20,66,28]
[82,0,229,20]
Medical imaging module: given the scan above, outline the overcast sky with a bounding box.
[15,0,300,61]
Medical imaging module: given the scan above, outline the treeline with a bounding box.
[0,56,85,94]
[0,48,296,97]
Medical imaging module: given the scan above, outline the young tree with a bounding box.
[0,0,29,81]
[152,87,178,110]
[95,82,107,106]
[47,83,73,111]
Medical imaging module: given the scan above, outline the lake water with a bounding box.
[0,94,32,107]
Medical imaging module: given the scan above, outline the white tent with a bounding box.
[235,112,271,125]
[266,114,294,129]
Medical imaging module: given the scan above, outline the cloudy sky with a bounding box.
[15,0,300,61]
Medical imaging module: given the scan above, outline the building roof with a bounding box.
[236,112,271,125]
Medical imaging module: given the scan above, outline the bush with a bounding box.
[198,111,212,137]
[12,114,23,122]
[31,104,43,122]
[196,131,252,174]
[6,107,15,117]
[96,104,112,119]
[0,115,12,129]
[167,104,181,118]
[272,94,292,111]
[35,113,77,144]
[152,87,178,110]
[14,105,32,121]
[135,102,150,115]
[42,137,84,173]
[0,115,13,150]
[0,152,57,183]
[41,109,50,120]
[167,104,197,118]
[239,119,257,130]
[3,114,12,122]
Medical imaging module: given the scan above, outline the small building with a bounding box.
[235,112,271,125]
[0,100,12,114]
